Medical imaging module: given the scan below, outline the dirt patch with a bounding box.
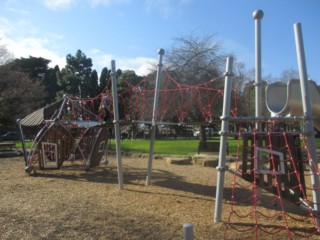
[0,155,318,239]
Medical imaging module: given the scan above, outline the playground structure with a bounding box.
[213,11,320,239]
[14,9,320,239]
[266,79,320,130]
[17,97,110,172]
[17,54,236,175]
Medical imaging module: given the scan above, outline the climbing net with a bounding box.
[56,69,238,125]
[117,69,238,123]
[224,120,320,239]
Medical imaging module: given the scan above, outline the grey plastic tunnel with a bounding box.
[266,79,320,130]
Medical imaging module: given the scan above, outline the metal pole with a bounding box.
[294,23,320,223]
[146,48,165,185]
[253,10,264,131]
[214,57,233,223]
[17,122,29,169]
[57,96,68,119]
[183,223,194,240]
[111,60,123,190]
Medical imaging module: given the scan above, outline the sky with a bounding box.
[0,0,319,82]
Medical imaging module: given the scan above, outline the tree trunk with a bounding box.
[199,125,207,143]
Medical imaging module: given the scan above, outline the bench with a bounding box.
[0,142,16,151]
[198,141,228,155]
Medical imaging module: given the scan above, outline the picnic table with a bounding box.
[0,141,16,151]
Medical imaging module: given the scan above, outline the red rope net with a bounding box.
[58,69,238,124]
[116,69,238,123]
[224,121,320,239]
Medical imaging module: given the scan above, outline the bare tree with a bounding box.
[0,43,14,65]
[166,33,225,84]
[279,68,299,83]
[164,33,228,141]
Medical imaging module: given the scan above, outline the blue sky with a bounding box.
[0,0,319,82]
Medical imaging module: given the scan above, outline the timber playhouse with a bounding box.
[15,10,320,239]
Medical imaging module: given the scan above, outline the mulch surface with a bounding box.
[0,155,318,239]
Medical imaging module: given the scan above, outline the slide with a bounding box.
[266,79,320,130]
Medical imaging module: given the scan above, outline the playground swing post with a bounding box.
[146,48,165,186]
[111,60,124,190]
[253,10,264,132]
[294,22,320,225]
[214,56,234,223]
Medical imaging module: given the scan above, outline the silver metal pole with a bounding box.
[146,48,165,185]
[57,96,68,119]
[294,23,320,222]
[183,223,194,240]
[111,60,123,190]
[253,10,264,131]
[214,57,233,223]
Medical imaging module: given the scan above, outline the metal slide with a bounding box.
[266,79,320,130]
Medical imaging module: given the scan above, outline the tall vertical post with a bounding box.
[57,96,68,119]
[146,48,165,185]
[294,23,320,224]
[111,60,123,190]
[253,10,264,131]
[253,9,264,200]
[214,57,233,223]
[18,122,28,168]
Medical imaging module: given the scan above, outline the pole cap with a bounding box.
[158,48,165,55]
[253,10,264,20]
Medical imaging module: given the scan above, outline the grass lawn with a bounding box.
[14,137,320,156]
[108,137,239,156]
[109,136,320,156]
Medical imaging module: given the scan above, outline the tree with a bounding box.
[0,64,46,132]
[0,43,14,65]
[99,67,111,92]
[60,50,97,98]
[232,61,250,117]
[117,70,144,120]
[166,34,225,85]
[118,70,143,90]
[12,56,50,79]
[43,65,60,103]
[85,69,99,98]
[165,34,226,141]
[0,46,46,131]
[12,56,59,104]
[279,68,299,83]
[241,79,270,118]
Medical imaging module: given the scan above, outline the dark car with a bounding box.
[1,132,22,141]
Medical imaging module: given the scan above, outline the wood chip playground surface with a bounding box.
[0,154,319,239]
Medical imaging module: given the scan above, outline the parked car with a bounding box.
[1,132,22,141]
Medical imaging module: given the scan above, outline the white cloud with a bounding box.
[41,0,132,9]
[89,0,132,7]
[4,0,29,15]
[0,14,156,76]
[0,16,66,68]
[144,0,193,18]
[91,50,158,76]
[0,17,39,38]
[0,18,14,36]
[42,0,75,10]
[3,36,66,68]
[117,57,157,76]
[2,27,156,76]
